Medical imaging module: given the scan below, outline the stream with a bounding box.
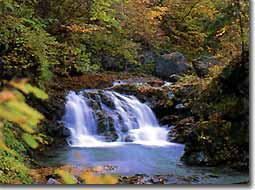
[39,88,249,184]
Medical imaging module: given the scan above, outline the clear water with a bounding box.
[40,144,249,184]
[52,90,249,184]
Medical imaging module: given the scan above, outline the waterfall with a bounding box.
[63,90,170,147]
[64,91,102,147]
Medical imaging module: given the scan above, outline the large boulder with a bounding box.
[139,50,157,64]
[155,52,189,79]
[101,55,124,71]
[192,56,219,77]
[182,151,211,166]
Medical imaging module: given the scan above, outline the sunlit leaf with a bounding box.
[55,169,77,184]
[24,83,48,100]
[22,133,39,149]
[81,170,118,184]
[0,91,17,103]
[10,80,48,100]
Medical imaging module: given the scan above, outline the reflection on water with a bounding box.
[39,143,249,184]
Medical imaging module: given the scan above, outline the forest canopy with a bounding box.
[0,0,249,83]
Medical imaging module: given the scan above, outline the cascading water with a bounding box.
[104,91,169,145]
[64,91,102,147]
[63,90,170,147]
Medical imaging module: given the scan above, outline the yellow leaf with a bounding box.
[55,169,77,184]
[81,170,118,184]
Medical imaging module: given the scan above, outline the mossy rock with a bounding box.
[96,111,107,134]
[89,99,101,111]
[111,84,139,95]
[99,93,115,109]
[103,131,119,142]
[181,151,213,166]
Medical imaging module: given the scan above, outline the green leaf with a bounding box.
[22,133,39,149]
[55,169,77,184]
[24,83,48,100]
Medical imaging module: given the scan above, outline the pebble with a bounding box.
[175,103,185,110]
[47,178,61,184]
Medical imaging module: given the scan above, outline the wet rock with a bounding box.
[149,176,167,184]
[207,174,219,178]
[103,131,118,142]
[155,52,189,79]
[183,151,210,165]
[166,90,175,100]
[168,130,178,142]
[89,99,100,111]
[161,82,173,88]
[96,111,107,134]
[124,135,134,142]
[147,80,165,87]
[99,93,115,109]
[113,80,127,86]
[169,74,181,82]
[152,99,174,118]
[192,56,219,77]
[119,174,203,185]
[96,113,118,142]
[160,115,179,125]
[139,49,157,65]
[112,77,165,88]
[103,165,117,171]
[168,117,194,143]
[121,125,129,133]
[111,84,139,96]
[62,127,71,137]
[47,178,61,184]
[175,103,185,110]
[47,122,68,138]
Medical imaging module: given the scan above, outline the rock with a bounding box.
[124,135,134,142]
[168,130,177,142]
[155,52,189,79]
[104,131,118,142]
[121,125,129,133]
[207,174,219,178]
[183,151,210,165]
[167,90,175,99]
[101,55,124,71]
[150,177,160,184]
[160,115,179,124]
[195,151,208,163]
[169,74,181,82]
[62,127,71,137]
[192,56,219,77]
[175,103,185,110]
[96,111,107,134]
[99,93,115,109]
[113,80,127,86]
[47,178,61,184]
[167,117,195,143]
[139,50,157,64]
[147,79,165,87]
